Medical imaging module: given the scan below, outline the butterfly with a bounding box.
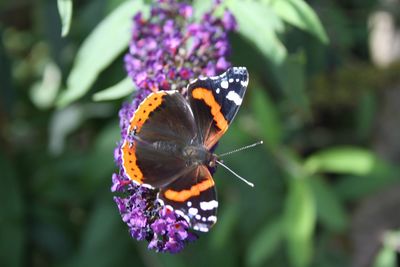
[121,67,248,232]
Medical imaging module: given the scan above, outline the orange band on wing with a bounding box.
[121,141,144,184]
[164,178,215,202]
[192,88,228,131]
[128,91,167,134]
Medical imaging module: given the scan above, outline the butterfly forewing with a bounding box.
[121,91,197,188]
[188,67,248,149]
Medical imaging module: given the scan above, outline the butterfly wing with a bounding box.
[158,165,218,232]
[121,90,197,188]
[188,67,249,149]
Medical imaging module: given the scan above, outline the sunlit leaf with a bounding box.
[29,61,61,109]
[372,246,396,267]
[246,218,283,266]
[57,0,73,37]
[251,87,282,147]
[284,178,315,267]
[310,177,348,232]
[263,0,328,44]
[304,147,377,176]
[227,0,286,64]
[93,77,135,101]
[57,0,147,107]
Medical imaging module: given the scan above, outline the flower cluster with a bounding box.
[112,0,236,253]
[124,0,236,93]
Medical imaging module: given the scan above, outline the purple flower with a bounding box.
[112,0,237,253]
[124,0,236,93]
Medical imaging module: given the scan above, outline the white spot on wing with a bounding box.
[188,207,198,216]
[195,214,201,220]
[216,88,220,94]
[208,216,217,222]
[229,78,234,83]
[226,91,243,105]
[187,201,192,207]
[200,200,218,211]
[241,79,249,87]
[220,80,229,89]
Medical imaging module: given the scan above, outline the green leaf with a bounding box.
[334,162,398,201]
[372,246,396,267]
[57,0,147,107]
[246,218,283,266]
[57,0,73,37]
[304,147,377,176]
[310,177,348,232]
[284,178,316,267]
[227,0,286,64]
[263,0,328,44]
[29,61,61,109]
[251,87,282,147]
[93,77,135,101]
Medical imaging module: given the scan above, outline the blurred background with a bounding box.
[2,0,400,266]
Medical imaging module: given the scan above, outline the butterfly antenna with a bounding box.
[216,160,254,187]
[218,141,263,158]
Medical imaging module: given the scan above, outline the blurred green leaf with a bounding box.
[0,153,24,267]
[356,91,377,141]
[210,204,239,249]
[246,218,283,266]
[67,197,131,267]
[372,246,396,267]
[304,147,376,176]
[263,0,328,44]
[335,161,399,201]
[49,103,113,155]
[57,0,147,107]
[251,87,282,147]
[274,52,310,117]
[57,0,73,37]
[310,177,347,232]
[227,0,286,64]
[284,178,315,267]
[93,77,135,101]
[85,122,120,186]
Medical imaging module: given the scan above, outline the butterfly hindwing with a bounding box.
[158,165,218,232]
[188,67,248,149]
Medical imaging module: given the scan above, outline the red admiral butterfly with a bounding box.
[121,67,249,232]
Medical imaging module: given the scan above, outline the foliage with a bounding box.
[1,0,400,266]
